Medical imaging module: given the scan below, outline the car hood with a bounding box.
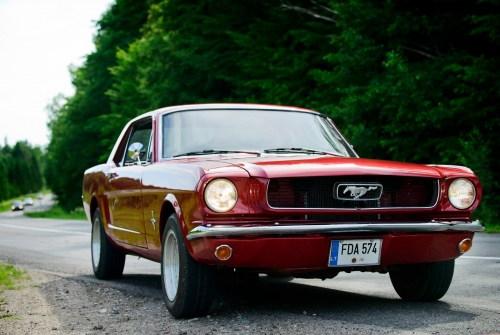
[182,155,446,179]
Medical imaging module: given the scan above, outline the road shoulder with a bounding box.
[1,269,60,334]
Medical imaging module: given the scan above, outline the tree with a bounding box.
[46,0,499,224]
[307,0,500,221]
[0,153,9,201]
[108,0,337,117]
[45,0,149,210]
[0,142,44,200]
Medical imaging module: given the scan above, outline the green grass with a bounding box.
[0,263,29,291]
[24,205,87,220]
[0,264,29,320]
[483,225,500,234]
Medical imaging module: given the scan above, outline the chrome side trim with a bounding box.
[107,224,141,234]
[186,220,483,241]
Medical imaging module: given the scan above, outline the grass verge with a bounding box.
[483,225,500,234]
[0,263,29,290]
[0,263,29,319]
[24,205,87,220]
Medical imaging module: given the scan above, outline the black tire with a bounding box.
[91,208,126,279]
[389,260,455,301]
[161,214,216,318]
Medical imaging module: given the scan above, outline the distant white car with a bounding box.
[23,197,34,206]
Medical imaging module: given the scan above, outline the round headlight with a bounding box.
[448,178,476,209]
[204,178,238,213]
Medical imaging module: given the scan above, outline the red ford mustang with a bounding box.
[82,104,483,318]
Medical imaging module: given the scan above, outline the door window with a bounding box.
[123,119,152,166]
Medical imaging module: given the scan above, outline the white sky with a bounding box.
[0,0,113,148]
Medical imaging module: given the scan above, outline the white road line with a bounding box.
[0,223,90,236]
[460,256,500,261]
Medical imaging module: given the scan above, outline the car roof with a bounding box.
[128,103,323,124]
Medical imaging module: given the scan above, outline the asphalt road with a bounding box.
[0,209,499,334]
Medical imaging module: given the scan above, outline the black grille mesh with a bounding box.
[267,176,438,209]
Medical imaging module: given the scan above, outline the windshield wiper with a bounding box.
[263,147,345,157]
[173,149,261,157]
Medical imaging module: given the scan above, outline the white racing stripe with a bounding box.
[0,223,90,236]
[460,256,500,261]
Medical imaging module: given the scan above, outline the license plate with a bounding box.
[329,239,382,266]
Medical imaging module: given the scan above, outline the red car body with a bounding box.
[83,104,483,318]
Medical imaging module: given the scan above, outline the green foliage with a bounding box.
[44,0,149,211]
[108,0,335,113]
[0,156,8,201]
[0,142,44,201]
[0,263,28,290]
[312,0,500,224]
[46,0,499,225]
[483,225,500,234]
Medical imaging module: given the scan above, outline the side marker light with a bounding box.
[458,238,472,254]
[215,245,233,261]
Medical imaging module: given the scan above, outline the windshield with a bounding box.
[161,109,355,158]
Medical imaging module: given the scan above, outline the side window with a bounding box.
[123,119,152,166]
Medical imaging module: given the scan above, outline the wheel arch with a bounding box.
[160,193,197,256]
[90,197,99,223]
[160,199,176,243]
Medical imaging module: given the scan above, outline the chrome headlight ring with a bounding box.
[204,178,238,213]
[448,178,476,210]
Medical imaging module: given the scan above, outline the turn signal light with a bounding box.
[214,245,233,261]
[458,238,473,254]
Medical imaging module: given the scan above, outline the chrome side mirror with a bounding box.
[128,142,145,164]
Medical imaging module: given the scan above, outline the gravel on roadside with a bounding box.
[4,266,496,335]
[0,268,406,335]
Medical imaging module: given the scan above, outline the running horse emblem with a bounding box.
[343,186,378,199]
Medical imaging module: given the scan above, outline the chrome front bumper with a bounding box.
[186,220,484,241]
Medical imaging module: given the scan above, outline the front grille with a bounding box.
[267,176,438,209]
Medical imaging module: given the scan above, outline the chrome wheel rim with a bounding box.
[163,230,179,301]
[91,217,101,269]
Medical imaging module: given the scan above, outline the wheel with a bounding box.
[161,214,216,318]
[389,260,455,301]
[91,208,126,279]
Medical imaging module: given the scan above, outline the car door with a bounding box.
[105,118,152,248]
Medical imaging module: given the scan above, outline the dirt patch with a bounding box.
[0,270,61,334]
